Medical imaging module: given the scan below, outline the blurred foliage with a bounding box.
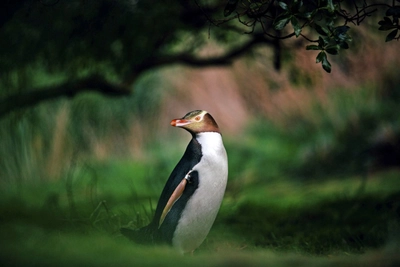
[0,0,204,77]
[0,70,164,186]
[297,75,400,177]
[227,70,400,181]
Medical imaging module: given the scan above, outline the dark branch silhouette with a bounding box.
[1,34,270,117]
[0,75,130,117]
[124,34,271,85]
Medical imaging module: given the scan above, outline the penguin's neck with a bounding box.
[194,132,225,156]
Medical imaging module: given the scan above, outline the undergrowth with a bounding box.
[1,160,399,259]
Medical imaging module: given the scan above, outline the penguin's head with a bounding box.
[170,110,220,135]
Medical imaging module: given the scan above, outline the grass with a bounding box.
[0,158,399,266]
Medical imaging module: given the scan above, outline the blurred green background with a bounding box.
[1,1,400,266]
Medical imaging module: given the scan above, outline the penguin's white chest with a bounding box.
[172,132,228,253]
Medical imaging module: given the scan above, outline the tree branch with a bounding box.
[1,35,271,117]
[124,34,272,84]
[0,75,130,118]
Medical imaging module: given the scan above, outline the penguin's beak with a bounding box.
[171,118,192,127]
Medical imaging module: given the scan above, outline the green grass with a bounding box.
[1,160,399,266]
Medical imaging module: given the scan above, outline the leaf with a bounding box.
[318,36,329,47]
[339,42,349,49]
[274,13,292,30]
[379,24,396,31]
[316,51,331,73]
[314,24,329,36]
[322,57,332,73]
[306,45,320,50]
[325,45,339,55]
[278,1,288,10]
[378,16,393,25]
[293,0,303,11]
[291,17,301,37]
[327,0,335,13]
[335,25,350,34]
[378,17,396,31]
[224,0,239,17]
[316,51,326,63]
[297,11,313,19]
[385,29,398,42]
[386,6,400,17]
[334,26,350,41]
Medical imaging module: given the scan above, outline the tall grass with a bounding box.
[0,70,165,187]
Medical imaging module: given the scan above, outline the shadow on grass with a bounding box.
[220,192,400,254]
[1,188,399,256]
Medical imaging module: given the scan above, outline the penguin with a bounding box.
[121,110,228,254]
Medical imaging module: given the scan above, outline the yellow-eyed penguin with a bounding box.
[121,110,228,253]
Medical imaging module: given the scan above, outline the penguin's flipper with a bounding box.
[159,171,193,227]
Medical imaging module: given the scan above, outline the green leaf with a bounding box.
[316,51,332,72]
[297,11,313,19]
[316,51,326,63]
[334,26,350,41]
[306,45,320,50]
[291,17,301,37]
[327,0,335,13]
[378,17,396,31]
[378,16,393,25]
[379,24,397,31]
[293,0,303,11]
[379,17,397,31]
[314,24,329,36]
[385,29,398,42]
[322,57,332,73]
[318,36,329,47]
[278,1,288,10]
[274,13,292,30]
[325,45,339,55]
[339,42,349,49]
[386,6,400,17]
[335,25,350,33]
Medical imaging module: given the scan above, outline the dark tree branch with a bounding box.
[124,34,272,84]
[0,75,130,118]
[1,34,271,117]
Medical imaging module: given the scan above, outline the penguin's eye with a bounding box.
[195,116,201,121]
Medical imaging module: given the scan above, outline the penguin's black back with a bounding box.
[121,138,202,244]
